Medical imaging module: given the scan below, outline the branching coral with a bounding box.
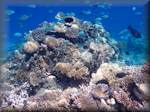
[112,88,140,111]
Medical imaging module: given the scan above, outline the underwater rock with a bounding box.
[23,41,39,54]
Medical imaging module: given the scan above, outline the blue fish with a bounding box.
[6,9,15,16]
[127,25,142,38]
[14,32,22,37]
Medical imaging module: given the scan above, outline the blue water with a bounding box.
[4,4,148,65]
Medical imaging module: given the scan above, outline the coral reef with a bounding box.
[0,13,149,111]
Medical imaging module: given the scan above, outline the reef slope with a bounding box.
[0,14,149,111]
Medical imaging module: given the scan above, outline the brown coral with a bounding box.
[44,35,62,49]
[55,62,72,74]
[23,41,39,54]
[91,63,122,84]
[55,62,89,79]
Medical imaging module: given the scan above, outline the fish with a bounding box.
[97,4,105,8]
[95,17,102,23]
[14,32,22,38]
[81,10,91,15]
[127,25,142,38]
[125,51,130,55]
[101,14,109,19]
[19,15,31,21]
[95,17,102,21]
[27,4,36,8]
[6,9,15,16]
[132,6,136,11]
[97,2,112,9]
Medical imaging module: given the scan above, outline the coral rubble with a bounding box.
[0,13,149,111]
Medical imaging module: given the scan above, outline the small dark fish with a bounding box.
[125,51,130,55]
[64,17,74,23]
[127,25,142,38]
